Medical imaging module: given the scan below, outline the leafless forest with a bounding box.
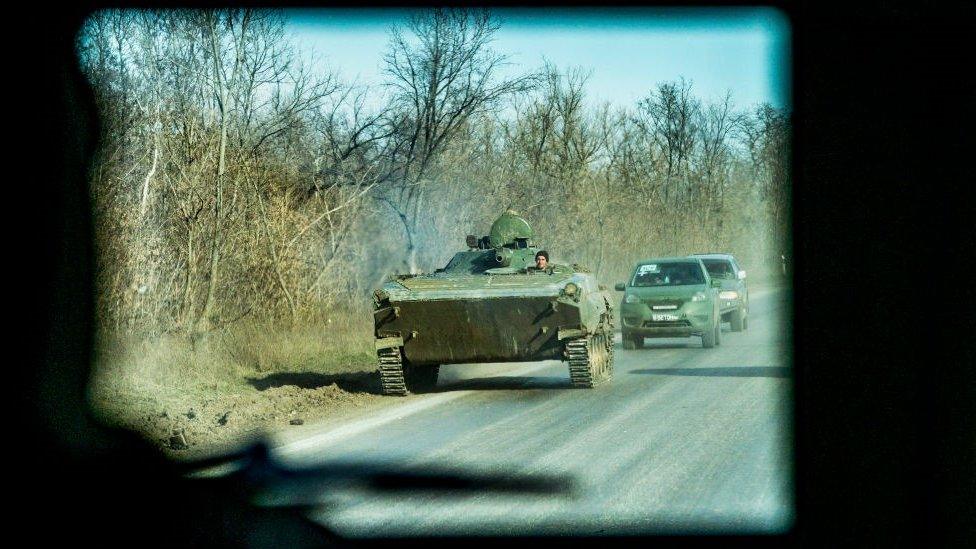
[79,8,789,341]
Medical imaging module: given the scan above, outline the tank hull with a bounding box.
[375,295,583,365]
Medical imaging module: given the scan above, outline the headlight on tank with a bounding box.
[691,292,708,302]
[719,290,739,300]
[563,282,578,296]
[624,293,639,304]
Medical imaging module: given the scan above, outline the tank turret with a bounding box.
[466,210,535,254]
[488,210,533,249]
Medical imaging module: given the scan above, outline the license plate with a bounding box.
[652,313,680,321]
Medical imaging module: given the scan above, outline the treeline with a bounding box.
[79,8,789,338]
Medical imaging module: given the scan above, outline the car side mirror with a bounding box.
[614,282,626,292]
[737,270,747,280]
[710,279,722,288]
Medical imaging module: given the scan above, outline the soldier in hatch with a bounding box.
[528,250,572,274]
[528,250,550,272]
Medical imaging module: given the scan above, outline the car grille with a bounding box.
[643,298,685,309]
[643,319,692,328]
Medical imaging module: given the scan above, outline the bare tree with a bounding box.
[380,8,538,273]
[740,103,791,267]
[81,9,373,335]
[633,79,701,253]
[507,63,598,183]
[691,91,743,248]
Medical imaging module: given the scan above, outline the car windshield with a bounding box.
[701,259,736,279]
[631,262,705,287]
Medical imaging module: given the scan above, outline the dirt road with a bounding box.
[269,286,792,537]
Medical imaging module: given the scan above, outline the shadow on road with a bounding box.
[434,375,570,392]
[632,342,695,349]
[629,366,789,378]
[247,371,382,394]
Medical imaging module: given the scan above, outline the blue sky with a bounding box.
[286,7,790,113]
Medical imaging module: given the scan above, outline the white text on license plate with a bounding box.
[652,313,680,321]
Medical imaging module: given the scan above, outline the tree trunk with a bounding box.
[139,127,159,218]
[194,95,227,335]
[252,174,297,323]
[179,228,195,330]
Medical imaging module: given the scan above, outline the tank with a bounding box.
[372,211,615,395]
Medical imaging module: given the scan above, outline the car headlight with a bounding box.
[624,293,639,304]
[719,290,739,300]
[691,292,707,302]
[563,282,578,296]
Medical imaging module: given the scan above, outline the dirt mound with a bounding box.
[94,372,385,458]
[88,324,386,458]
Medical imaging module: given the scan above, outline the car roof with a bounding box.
[635,256,703,265]
[690,253,735,261]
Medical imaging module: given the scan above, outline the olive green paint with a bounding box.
[373,212,613,366]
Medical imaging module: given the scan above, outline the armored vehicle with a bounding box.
[690,253,749,331]
[614,257,724,349]
[373,211,615,395]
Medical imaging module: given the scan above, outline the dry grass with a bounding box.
[87,308,383,457]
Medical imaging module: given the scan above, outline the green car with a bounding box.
[614,257,724,349]
[691,253,749,332]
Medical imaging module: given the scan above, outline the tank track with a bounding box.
[567,332,614,388]
[377,347,408,396]
[566,338,592,387]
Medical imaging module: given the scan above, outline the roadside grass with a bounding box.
[87,310,384,457]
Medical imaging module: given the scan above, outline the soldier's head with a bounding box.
[535,250,549,269]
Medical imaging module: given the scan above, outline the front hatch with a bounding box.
[398,272,573,292]
[386,271,577,301]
